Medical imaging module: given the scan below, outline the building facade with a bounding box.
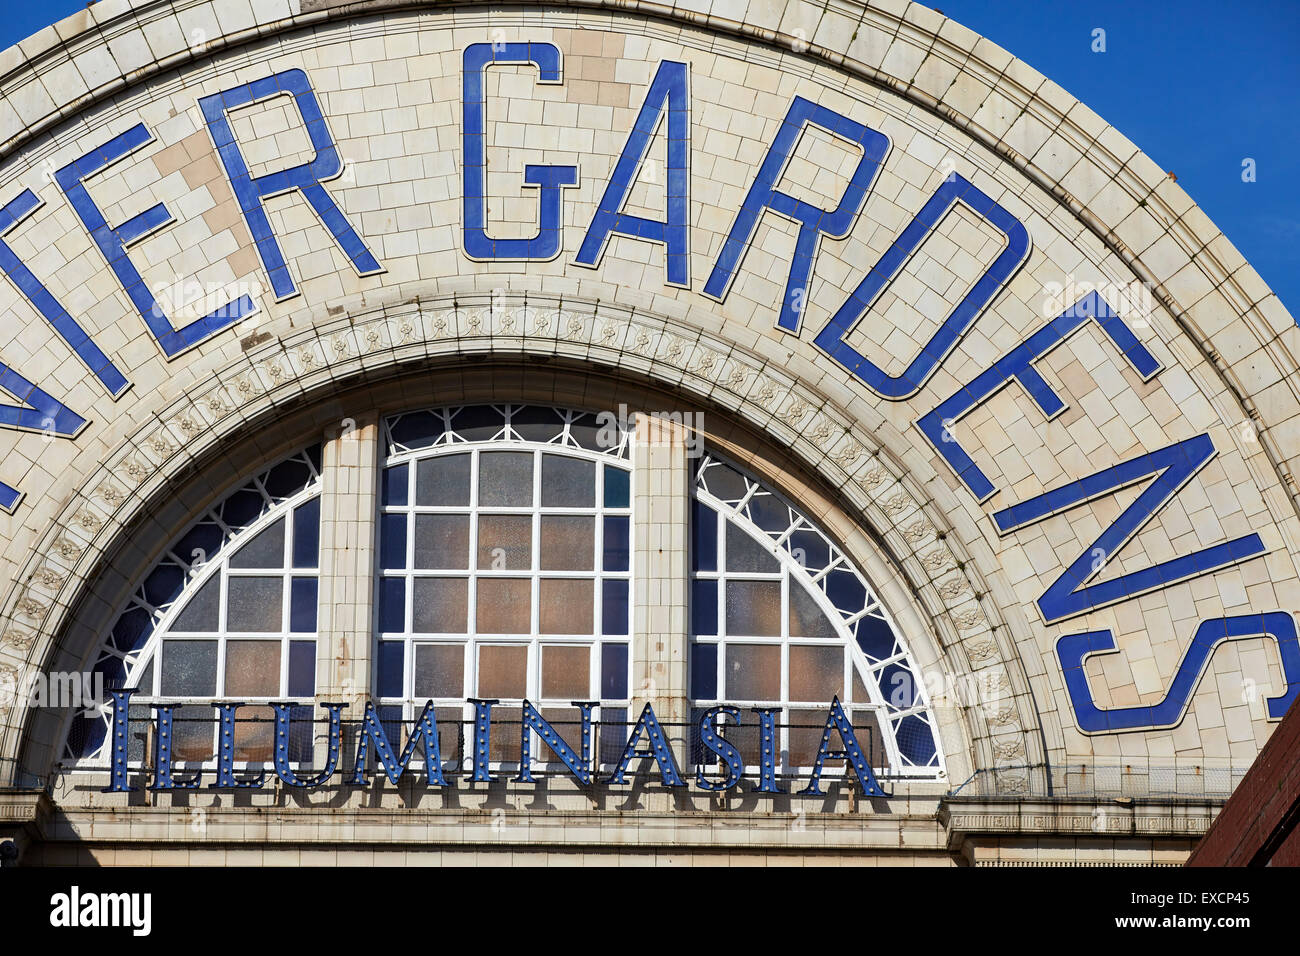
[0,0,1296,866]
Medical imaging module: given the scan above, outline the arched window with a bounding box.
[63,446,322,766]
[690,454,940,774]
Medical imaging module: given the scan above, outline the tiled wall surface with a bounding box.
[0,0,1297,853]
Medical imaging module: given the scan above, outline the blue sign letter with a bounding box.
[210,703,266,789]
[56,126,257,357]
[918,292,1160,503]
[575,60,690,286]
[0,190,128,397]
[466,697,498,783]
[101,688,137,793]
[813,173,1029,398]
[148,704,202,791]
[695,705,744,791]
[462,43,578,260]
[607,702,686,786]
[0,359,87,513]
[348,700,447,787]
[200,68,383,301]
[1059,613,1300,732]
[703,97,888,334]
[516,700,595,784]
[799,697,885,796]
[750,707,785,793]
[994,433,1266,624]
[272,702,346,788]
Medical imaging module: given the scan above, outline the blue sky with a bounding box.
[1,0,1296,316]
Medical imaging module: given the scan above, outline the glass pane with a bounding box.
[292,497,320,569]
[176,521,223,572]
[414,514,470,569]
[539,579,593,634]
[143,564,185,608]
[567,413,603,451]
[601,579,629,635]
[789,645,844,702]
[160,640,217,696]
[691,579,718,635]
[416,453,470,506]
[224,640,282,696]
[603,466,630,508]
[539,706,583,756]
[852,665,871,705]
[229,517,285,569]
[378,578,405,633]
[381,463,408,507]
[489,706,522,764]
[379,513,407,570]
[414,644,465,698]
[855,614,897,662]
[787,528,830,573]
[390,411,443,450]
[289,578,317,632]
[478,451,533,507]
[233,705,274,762]
[598,707,628,767]
[172,707,214,761]
[725,644,780,700]
[376,641,404,697]
[747,492,791,536]
[134,659,155,696]
[789,707,830,768]
[789,580,837,638]
[111,606,155,654]
[450,406,501,442]
[690,642,718,699]
[478,645,527,698]
[825,568,868,614]
[691,500,717,572]
[226,577,284,632]
[287,704,314,763]
[263,457,312,500]
[510,406,564,442]
[436,705,463,764]
[288,640,316,696]
[540,455,595,507]
[880,662,919,710]
[476,579,531,634]
[170,576,219,632]
[852,709,885,767]
[700,461,748,503]
[221,489,265,531]
[412,578,468,633]
[894,714,936,766]
[602,516,629,572]
[724,581,781,636]
[601,643,629,698]
[541,645,590,699]
[539,515,594,571]
[477,515,532,570]
[725,525,779,573]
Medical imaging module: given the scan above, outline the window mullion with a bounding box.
[316,413,380,711]
[630,413,691,761]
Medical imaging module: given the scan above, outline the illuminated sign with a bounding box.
[99,691,885,796]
